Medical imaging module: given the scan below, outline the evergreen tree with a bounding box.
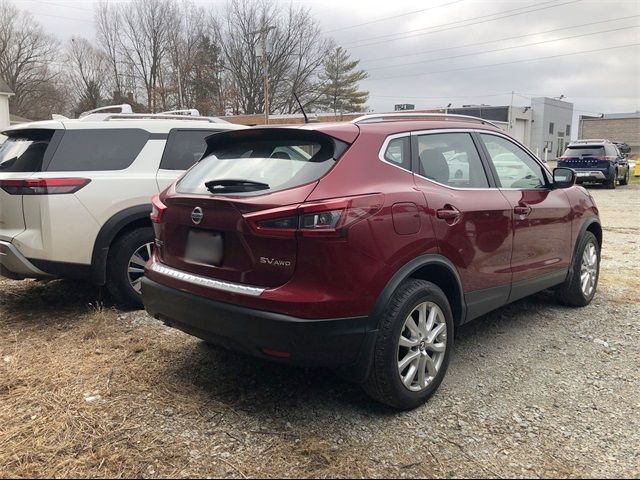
[317,47,369,116]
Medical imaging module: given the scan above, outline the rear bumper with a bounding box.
[574,170,607,182]
[142,277,376,372]
[0,240,51,280]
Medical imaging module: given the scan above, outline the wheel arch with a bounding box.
[370,254,466,329]
[91,205,152,285]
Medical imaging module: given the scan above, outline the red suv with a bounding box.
[142,114,602,409]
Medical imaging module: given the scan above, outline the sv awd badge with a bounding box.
[260,257,292,267]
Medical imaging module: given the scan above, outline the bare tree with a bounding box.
[96,0,125,100]
[0,0,62,119]
[118,0,177,112]
[66,37,108,114]
[213,0,330,115]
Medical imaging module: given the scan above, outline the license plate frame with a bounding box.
[185,229,224,266]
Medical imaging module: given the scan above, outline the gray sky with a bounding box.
[14,0,640,120]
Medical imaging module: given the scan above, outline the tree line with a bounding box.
[0,0,370,121]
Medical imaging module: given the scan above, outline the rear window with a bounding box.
[564,146,605,157]
[177,131,344,196]
[160,129,221,170]
[0,130,54,172]
[47,129,149,171]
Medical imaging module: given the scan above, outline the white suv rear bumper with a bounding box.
[0,240,51,280]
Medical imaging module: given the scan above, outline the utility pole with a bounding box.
[251,25,275,125]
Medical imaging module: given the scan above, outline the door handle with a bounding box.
[514,204,532,217]
[437,205,461,222]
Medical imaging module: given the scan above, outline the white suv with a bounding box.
[0,105,245,307]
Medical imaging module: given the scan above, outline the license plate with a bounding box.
[576,172,590,177]
[185,230,224,266]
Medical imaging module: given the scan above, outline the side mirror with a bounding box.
[553,167,576,189]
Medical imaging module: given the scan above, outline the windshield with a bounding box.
[177,136,341,196]
[0,130,54,172]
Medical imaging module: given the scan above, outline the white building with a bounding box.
[0,79,13,132]
[530,97,574,161]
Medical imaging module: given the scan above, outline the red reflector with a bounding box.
[150,194,167,223]
[0,178,90,195]
[261,348,291,359]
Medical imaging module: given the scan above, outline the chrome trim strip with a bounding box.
[150,262,265,297]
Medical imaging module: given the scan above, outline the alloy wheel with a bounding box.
[580,242,598,297]
[128,242,153,294]
[397,301,447,392]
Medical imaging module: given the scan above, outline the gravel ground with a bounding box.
[1,183,639,478]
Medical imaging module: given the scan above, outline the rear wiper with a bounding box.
[205,179,270,193]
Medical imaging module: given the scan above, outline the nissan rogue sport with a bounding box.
[142,113,602,409]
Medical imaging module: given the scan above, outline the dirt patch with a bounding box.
[1,185,639,478]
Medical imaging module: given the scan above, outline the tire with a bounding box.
[556,231,600,307]
[105,227,154,309]
[620,169,629,186]
[363,279,454,410]
[605,173,616,189]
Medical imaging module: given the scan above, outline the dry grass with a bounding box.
[0,279,382,478]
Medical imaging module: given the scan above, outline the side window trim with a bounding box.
[409,130,494,190]
[477,132,552,190]
[377,132,413,173]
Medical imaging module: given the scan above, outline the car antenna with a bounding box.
[293,92,309,124]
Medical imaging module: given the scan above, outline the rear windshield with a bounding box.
[0,130,54,172]
[564,146,605,157]
[47,129,149,171]
[177,131,344,196]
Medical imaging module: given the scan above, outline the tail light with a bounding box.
[595,156,616,161]
[150,194,167,223]
[0,178,90,195]
[557,156,571,161]
[246,194,384,238]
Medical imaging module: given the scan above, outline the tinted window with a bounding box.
[0,130,54,172]
[177,133,341,197]
[160,129,220,170]
[480,134,546,189]
[549,122,554,134]
[383,136,411,171]
[417,133,489,188]
[47,129,149,171]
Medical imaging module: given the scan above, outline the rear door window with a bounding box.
[177,131,345,196]
[0,130,55,172]
[46,129,149,171]
[416,133,489,188]
[160,129,221,170]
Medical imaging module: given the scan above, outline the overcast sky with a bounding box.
[14,0,640,121]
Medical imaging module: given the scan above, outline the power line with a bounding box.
[24,0,94,12]
[323,0,465,33]
[343,0,581,49]
[366,42,640,82]
[364,25,638,72]
[28,11,90,22]
[358,15,640,64]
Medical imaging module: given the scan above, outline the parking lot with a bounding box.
[1,182,639,478]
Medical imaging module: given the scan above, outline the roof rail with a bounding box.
[79,104,132,118]
[159,109,201,116]
[100,113,228,123]
[351,112,503,129]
